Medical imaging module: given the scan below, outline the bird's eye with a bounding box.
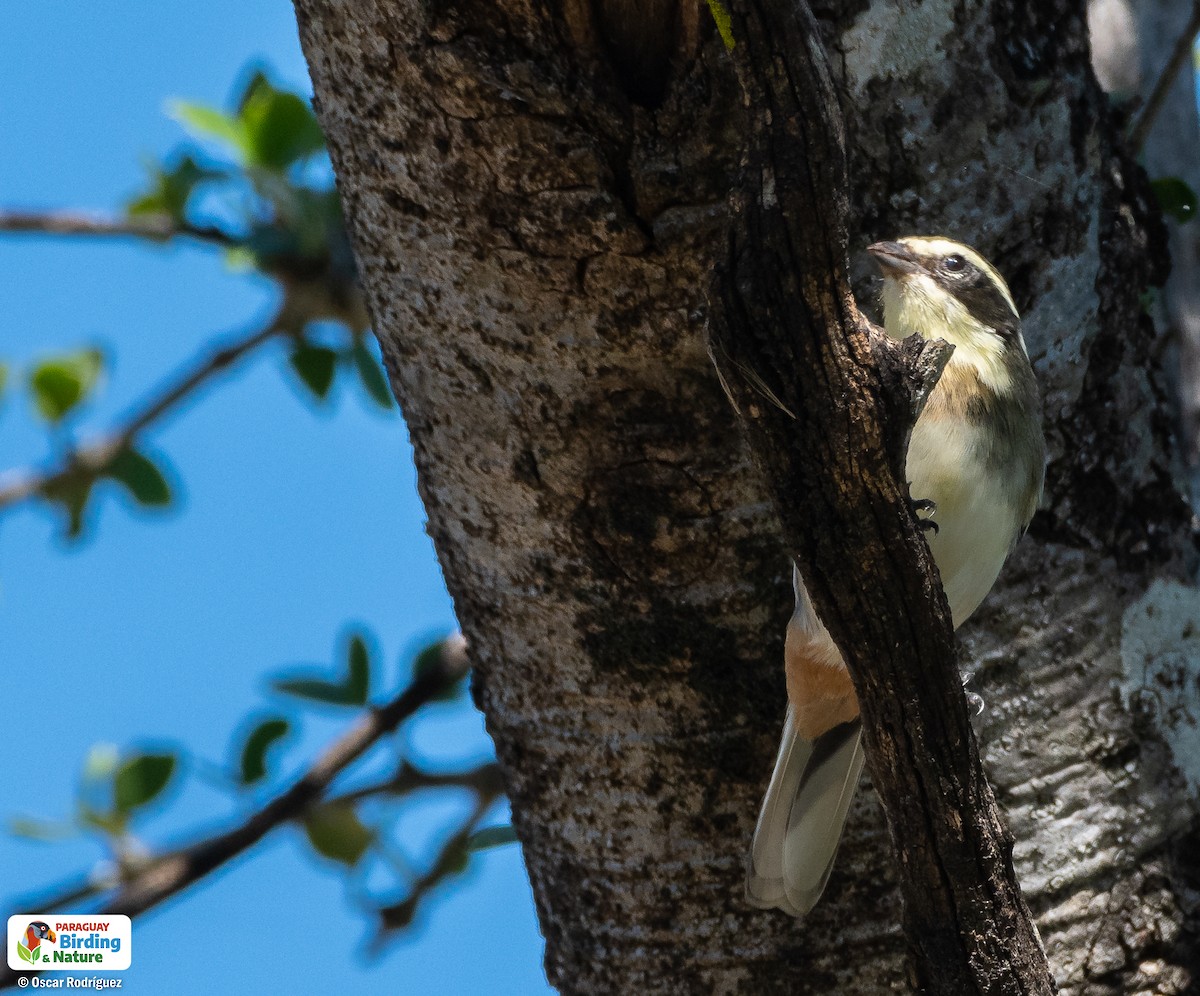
[942,254,966,273]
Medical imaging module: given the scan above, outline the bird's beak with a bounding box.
[46,930,56,942]
[868,241,923,276]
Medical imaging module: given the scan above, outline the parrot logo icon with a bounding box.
[16,921,56,965]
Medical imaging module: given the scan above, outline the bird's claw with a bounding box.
[910,497,938,534]
[961,674,985,716]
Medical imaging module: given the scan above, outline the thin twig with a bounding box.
[0,315,287,512]
[103,665,462,917]
[0,210,237,249]
[330,761,505,807]
[6,874,112,915]
[1128,0,1200,152]
[0,656,470,990]
[373,790,502,940]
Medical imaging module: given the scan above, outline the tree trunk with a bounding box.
[1091,0,1200,501]
[293,0,1200,992]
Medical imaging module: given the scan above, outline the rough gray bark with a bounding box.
[1091,0,1200,500]
[293,0,1200,992]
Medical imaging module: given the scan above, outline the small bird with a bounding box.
[745,236,1045,916]
[24,921,56,954]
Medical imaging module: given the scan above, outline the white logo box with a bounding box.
[7,916,131,972]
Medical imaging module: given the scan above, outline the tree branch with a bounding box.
[373,790,501,940]
[708,1,1054,993]
[0,210,237,249]
[0,315,286,514]
[1128,0,1200,152]
[0,653,470,991]
[330,760,505,807]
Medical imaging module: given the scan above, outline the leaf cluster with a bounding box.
[8,632,500,939]
[1,69,396,539]
[1,65,506,964]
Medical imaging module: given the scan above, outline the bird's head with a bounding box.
[25,922,56,945]
[868,236,1027,394]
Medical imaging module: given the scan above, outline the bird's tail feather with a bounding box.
[746,708,864,916]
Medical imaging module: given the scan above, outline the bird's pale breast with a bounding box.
[907,364,1029,627]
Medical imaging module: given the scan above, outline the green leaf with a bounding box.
[168,100,247,156]
[28,348,103,423]
[77,804,125,837]
[239,717,291,785]
[105,448,173,507]
[113,752,177,813]
[346,634,370,705]
[40,474,94,539]
[271,677,359,705]
[61,483,92,537]
[241,87,326,171]
[283,187,343,260]
[272,633,371,707]
[288,345,338,400]
[223,245,258,272]
[1151,177,1198,223]
[705,0,736,50]
[412,640,465,702]
[237,187,344,276]
[468,824,518,851]
[440,841,470,877]
[127,155,219,222]
[235,69,273,114]
[18,942,33,964]
[9,815,77,842]
[302,802,373,866]
[351,341,394,409]
[240,222,298,272]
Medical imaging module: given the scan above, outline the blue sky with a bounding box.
[0,3,550,992]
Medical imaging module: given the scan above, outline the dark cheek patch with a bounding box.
[956,281,1018,330]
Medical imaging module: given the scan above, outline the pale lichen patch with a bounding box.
[1120,579,1200,797]
[842,0,957,98]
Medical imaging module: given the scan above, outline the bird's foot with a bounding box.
[910,497,938,534]
[961,673,985,716]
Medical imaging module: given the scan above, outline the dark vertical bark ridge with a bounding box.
[709,1,1054,991]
